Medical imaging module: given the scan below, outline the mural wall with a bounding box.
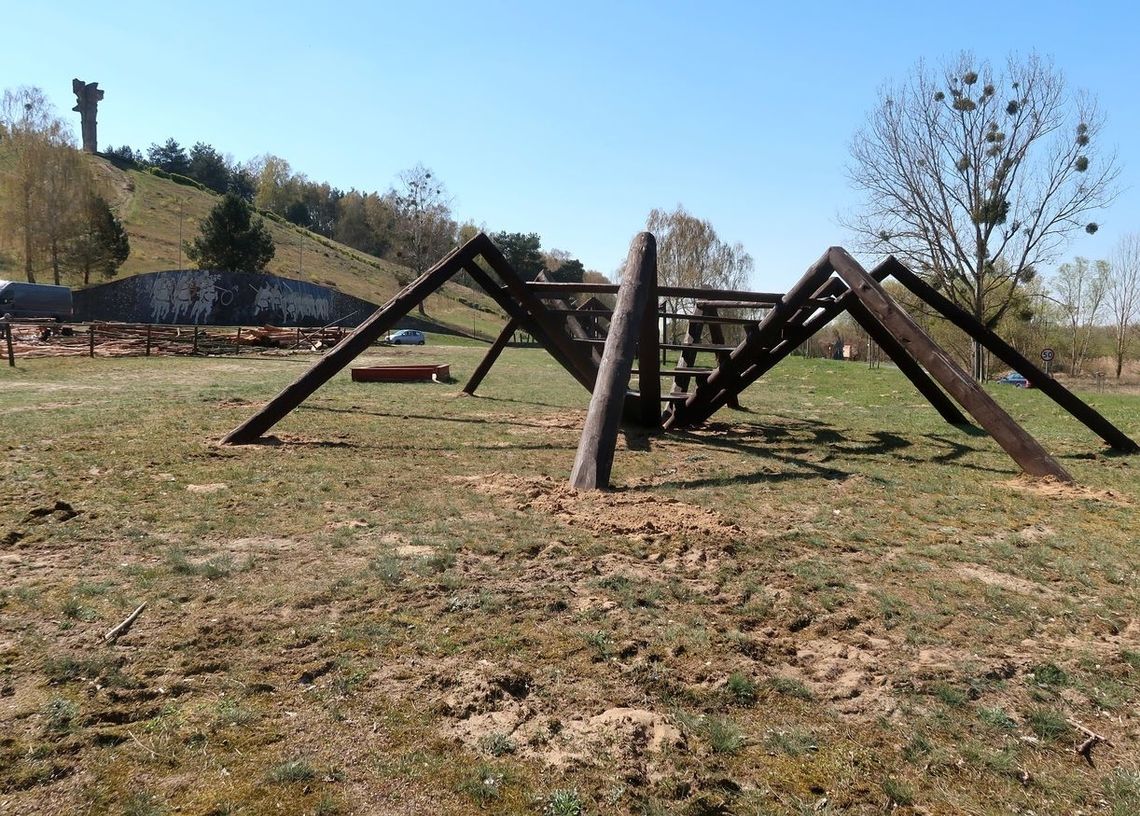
[74,270,379,327]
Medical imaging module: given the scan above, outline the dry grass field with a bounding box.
[1,343,1138,815]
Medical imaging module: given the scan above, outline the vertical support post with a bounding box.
[89,325,95,358]
[4,324,14,367]
[673,307,706,396]
[193,326,200,354]
[637,266,660,427]
[703,308,742,410]
[570,233,656,490]
[145,325,152,357]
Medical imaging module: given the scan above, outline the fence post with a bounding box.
[89,325,96,358]
[192,326,199,354]
[145,325,152,357]
[5,324,13,367]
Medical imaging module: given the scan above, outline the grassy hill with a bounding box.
[86,156,506,336]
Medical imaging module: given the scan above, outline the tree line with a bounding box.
[105,138,600,289]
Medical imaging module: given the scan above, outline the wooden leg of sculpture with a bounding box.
[569,233,657,490]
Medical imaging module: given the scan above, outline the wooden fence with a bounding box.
[1,321,350,366]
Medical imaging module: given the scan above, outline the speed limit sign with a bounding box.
[1041,348,1055,362]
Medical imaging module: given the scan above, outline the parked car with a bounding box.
[996,371,1032,388]
[388,329,426,345]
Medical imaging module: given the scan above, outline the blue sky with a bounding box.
[4,1,1138,290]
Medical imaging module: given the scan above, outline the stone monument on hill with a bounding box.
[72,79,104,153]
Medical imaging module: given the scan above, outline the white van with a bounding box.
[0,281,73,321]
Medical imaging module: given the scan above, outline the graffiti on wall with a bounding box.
[74,270,377,327]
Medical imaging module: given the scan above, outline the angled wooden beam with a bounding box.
[473,235,599,389]
[845,299,970,426]
[829,248,1072,481]
[222,238,480,444]
[461,262,595,392]
[668,261,898,427]
[462,317,518,395]
[884,257,1138,453]
[666,249,836,429]
[570,233,656,490]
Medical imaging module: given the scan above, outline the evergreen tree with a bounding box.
[185,192,275,272]
[68,194,130,285]
[492,231,545,280]
[187,142,231,193]
[146,138,191,175]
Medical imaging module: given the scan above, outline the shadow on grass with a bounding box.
[649,415,1018,489]
[301,404,581,431]
[454,394,584,412]
[250,436,357,449]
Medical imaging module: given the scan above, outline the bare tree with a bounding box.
[388,164,456,315]
[845,53,1119,379]
[1107,234,1140,378]
[40,144,90,284]
[1051,256,1108,376]
[645,205,754,341]
[0,86,75,283]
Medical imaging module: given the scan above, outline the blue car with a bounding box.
[996,372,1031,388]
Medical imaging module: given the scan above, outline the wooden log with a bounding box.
[463,318,518,395]
[570,233,656,490]
[845,299,969,426]
[657,311,762,324]
[885,258,1138,453]
[527,281,787,304]
[829,248,1072,481]
[222,237,480,444]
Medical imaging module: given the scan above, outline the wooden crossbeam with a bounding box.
[829,248,1072,481]
[528,281,787,303]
